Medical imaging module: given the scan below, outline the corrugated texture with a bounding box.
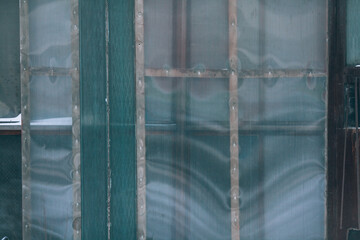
[108,0,137,238]
[80,0,108,239]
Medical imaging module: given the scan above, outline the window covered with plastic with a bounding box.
[20,0,80,239]
[135,0,327,239]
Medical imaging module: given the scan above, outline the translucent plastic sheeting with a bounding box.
[29,0,72,68]
[28,75,73,239]
[22,0,79,239]
[0,0,20,118]
[141,0,327,239]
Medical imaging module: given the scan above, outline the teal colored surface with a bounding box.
[108,0,136,239]
[0,0,20,118]
[0,135,22,239]
[80,0,108,239]
[347,0,360,65]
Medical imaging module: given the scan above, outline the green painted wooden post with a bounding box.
[80,0,108,239]
[108,0,137,239]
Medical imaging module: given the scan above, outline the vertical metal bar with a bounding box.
[20,0,31,238]
[229,0,240,239]
[173,0,188,238]
[71,0,81,239]
[357,77,360,229]
[324,0,329,238]
[258,0,266,238]
[135,0,146,239]
[340,88,349,229]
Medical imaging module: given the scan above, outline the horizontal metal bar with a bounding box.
[0,125,21,131]
[0,114,21,123]
[29,129,72,135]
[145,68,230,78]
[145,123,324,134]
[344,66,360,76]
[145,68,327,79]
[29,67,75,76]
[0,130,21,135]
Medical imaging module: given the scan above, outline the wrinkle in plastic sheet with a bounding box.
[26,0,75,239]
[143,0,326,240]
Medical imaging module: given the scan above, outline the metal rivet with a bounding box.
[72,217,81,231]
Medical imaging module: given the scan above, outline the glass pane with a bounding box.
[28,0,72,68]
[347,0,360,65]
[0,0,20,118]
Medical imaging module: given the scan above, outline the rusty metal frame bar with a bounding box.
[71,0,81,239]
[29,67,76,76]
[135,0,146,239]
[228,0,240,239]
[145,68,326,79]
[20,0,31,238]
[20,0,80,238]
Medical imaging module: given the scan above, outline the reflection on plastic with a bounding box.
[142,0,326,240]
[22,0,79,239]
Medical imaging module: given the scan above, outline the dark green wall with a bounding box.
[80,0,108,238]
[0,135,22,239]
[80,0,136,239]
